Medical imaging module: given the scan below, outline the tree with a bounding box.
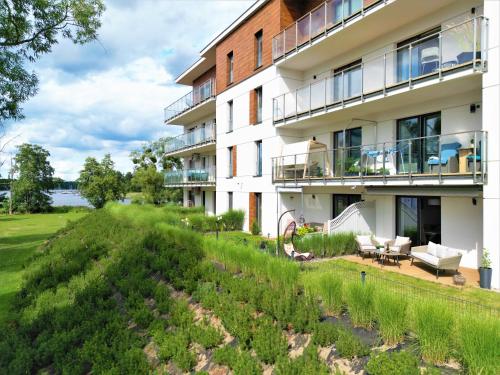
[0,0,105,122]
[78,154,125,209]
[132,165,165,205]
[10,143,54,213]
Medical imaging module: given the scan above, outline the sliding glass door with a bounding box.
[396,196,441,246]
[333,127,362,176]
[332,194,361,218]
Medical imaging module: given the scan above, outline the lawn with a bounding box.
[0,211,87,322]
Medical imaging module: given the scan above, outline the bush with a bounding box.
[295,232,357,257]
[250,220,261,235]
[335,328,370,358]
[213,346,260,375]
[365,351,420,375]
[275,344,329,375]
[413,300,454,364]
[374,290,407,345]
[252,318,288,364]
[312,321,340,346]
[457,314,500,374]
[345,282,375,329]
[221,209,245,231]
[190,322,223,349]
[317,273,343,316]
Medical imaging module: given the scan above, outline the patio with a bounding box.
[342,254,480,288]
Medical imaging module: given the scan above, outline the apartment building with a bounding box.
[164,0,500,288]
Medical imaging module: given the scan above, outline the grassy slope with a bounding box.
[303,259,500,310]
[0,212,87,322]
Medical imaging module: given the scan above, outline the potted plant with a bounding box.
[479,248,492,289]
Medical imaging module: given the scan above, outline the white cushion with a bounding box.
[394,236,410,246]
[374,237,389,246]
[388,246,401,252]
[413,252,439,266]
[427,241,438,257]
[357,235,372,246]
[436,245,449,258]
[443,247,458,257]
[361,245,377,251]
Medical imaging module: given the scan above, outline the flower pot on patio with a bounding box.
[479,267,492,289]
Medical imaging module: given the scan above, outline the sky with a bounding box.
[1,0,254,180]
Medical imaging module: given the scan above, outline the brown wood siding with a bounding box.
[193,66,216,93]
[232,145,237,177]
[249,192,256,230]
[249,89,256,125]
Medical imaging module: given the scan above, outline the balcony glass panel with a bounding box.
[311,79,326,110]
[311,4,326,39]
[164,166,216,185]
[164,78,215,122]
[273,131,486,183]
[164,122,216,154]
[297,15,310,46]
[285,23,297,54]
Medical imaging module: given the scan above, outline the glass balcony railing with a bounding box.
[273,16,488,123]
[164,78,215,122]
[273,0,383,61]
[272,130,487,184]
[164,166,216,185]
[165,122,216,154]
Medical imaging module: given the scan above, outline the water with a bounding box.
[1,190,131,207]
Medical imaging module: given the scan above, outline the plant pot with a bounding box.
[479,267,492,289]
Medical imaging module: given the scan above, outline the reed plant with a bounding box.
[456,313,500,374]
[344,281,375,329]
[374,290,408,345]
[318,273,344,316]
[295,232,357,257]
[412,300,454,364]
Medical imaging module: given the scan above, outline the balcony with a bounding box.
[272,130,487,186]
[273,0,385,62]
[273,16,488,127]
[164,166,216,187]
[164,78,216,125]
[164,122,216,157]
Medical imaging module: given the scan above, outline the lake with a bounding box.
[1,190,131,207]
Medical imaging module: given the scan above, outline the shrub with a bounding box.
[213,346,260,375]
[130,305,154,328]
[457,314,500,375]
[221,209,245,231]
[312,321,340,346]
[157,330,195,371]
[295,232,357,257]
[275,344,329,375]
[335,328,370,358]
[190,322,223,349]
[413,300,454,364]
[365,351,420,375]
[251,220,261,235]
[317,273,343,316]
[252,318,288,364]
[344,282,375,329]
[373,290,407,345]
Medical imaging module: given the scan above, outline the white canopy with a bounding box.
[279,140,331,178]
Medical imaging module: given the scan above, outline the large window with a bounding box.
[228,100,233,132]
[333,127,362,176]
[255,140,262,176]
[255,30,263,68]
[397,112,441,174]
[396,196,441,246]
[333,59,362,102]
[332,194,361,218]
[228,192,233,210]
[227,51,234,84]
[255,193,262,229]
[255,87,263,124]
[396,27,440,82]
[228,146,234,178]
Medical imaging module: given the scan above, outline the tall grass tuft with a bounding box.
[344,282,375,329]
[295,232,357,257]
[412,300,454,364]
[374,290,408,345]
[457,313,500,374]
[317,273,343,316]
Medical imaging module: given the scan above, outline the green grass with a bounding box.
[0,211,87,322]
[374,290,408,345]
[302,259,500,310]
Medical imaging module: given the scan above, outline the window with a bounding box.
[333,127,362,175]
[332,194,361,218]
[396,196,441,246]
[255,193,262,228]
[227,51,234,84]
[228,146,234,178]
[202,191,206,208]
[228,100,233,132]
[333,59,362,102]
[228,192,233,210]
[255,87,263,123]
[255,30,263,68]
[255,140,262,176]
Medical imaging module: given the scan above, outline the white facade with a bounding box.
[165,0,500,288]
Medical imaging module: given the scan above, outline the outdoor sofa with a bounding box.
[411,241,463,278]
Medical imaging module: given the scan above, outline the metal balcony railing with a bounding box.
[273,0,383,61]
[164,78,215,122]
[164,166,216,185]
[165,122,216,154]
[272,130,487,184]
[273,16,488,124]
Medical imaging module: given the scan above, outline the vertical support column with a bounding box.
[482,0,500,289]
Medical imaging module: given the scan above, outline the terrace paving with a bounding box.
[342,255,480,288]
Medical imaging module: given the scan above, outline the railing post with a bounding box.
[341,0,345,27]
[309,12,312,45]
[382,142,386,183]
[309,83,312,115]
[438,135,442,184]
[473,131,477,183]
[408,44,413,88]
[472,17,477,71]
[294,154,297,185]
[360,62,364,101]
[324,77,327,110]
[323,151,326,184]
[341,147,345,183]
[324,3,328,36]
[295,21,298,53]
[408,140,412,183]
[383,53,387,96]
[341,70,345,107]
[282,95,285,122]
[295,89,298,120]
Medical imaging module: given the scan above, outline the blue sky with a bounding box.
[1,0,253,180]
